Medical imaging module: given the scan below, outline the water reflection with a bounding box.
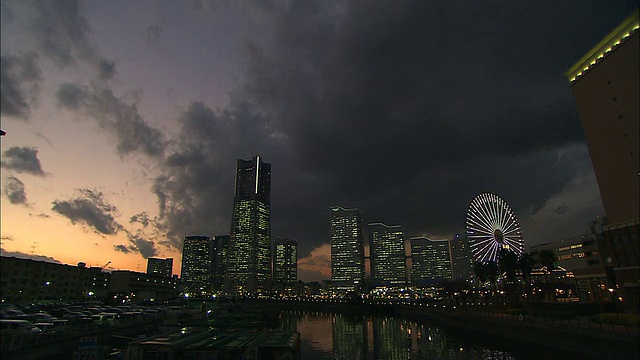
[282,311,519,360]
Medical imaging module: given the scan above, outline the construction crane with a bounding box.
[101,260,111,271]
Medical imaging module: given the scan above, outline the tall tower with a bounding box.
[212,235,230,290]
[369,223,407,287]
[228,155,272,292]
[180,236,213,295]
[330,206,366,293]
[565,10,639,308]
[273,238,298,284]
[449,234,473,281]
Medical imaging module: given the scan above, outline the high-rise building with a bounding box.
[273,238,298,284]
[146,257,173,278]
[227,155,272,292]
[449,234,473,281]
[330,206,366,293]
[180,235,213,295]
[565,10,639,308]
[410,237,452,285]
[368,223,407,287]
[211,235,230,289]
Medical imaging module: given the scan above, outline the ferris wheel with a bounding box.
[465,192,524,264]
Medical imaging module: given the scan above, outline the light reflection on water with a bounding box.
[281,311,519,360]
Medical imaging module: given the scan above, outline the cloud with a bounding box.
[0,248,62,264]
[0,53,41,118]
[298,243,331,281]
[4,0,116,79]
[3,176,28,205]
[145,22,164,46]
[51,189,122,235]
[56,83,165,158]
[1,146,46,176]
[1,235,15,242]
[126,233,157,259]
[113,244,131,254]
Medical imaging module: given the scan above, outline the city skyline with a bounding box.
[1,1,638,282]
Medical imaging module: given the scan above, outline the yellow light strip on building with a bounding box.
[566,10,639,83]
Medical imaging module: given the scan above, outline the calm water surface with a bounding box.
[282,311,556,360]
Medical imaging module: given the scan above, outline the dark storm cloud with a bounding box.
[4,0,116,79]
[0,53,41,118]
[225,0,636,254]
[51,189,122,235]
[4,176,27,205]
[1,146,46,176]
[151,99,286,249]
[56,83,165,158]
[126,234,157,259]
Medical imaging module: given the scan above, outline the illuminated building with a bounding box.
[410,237,452,285]
[227,155,272,292]
[449,234,473,281]
[273,238,298,284]
[565,10,639,307]
[330,206,366,293]
[212,235,230,290]
[369,223,407,287]
[146,257,173,278]
[180,235,213,295]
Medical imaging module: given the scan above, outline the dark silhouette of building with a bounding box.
[369,223,407,288]
[146,257,173,278]
[565,10,639,308]
[330,206,366,294]
[449,234,473,281]
[227,155,272,292]
[212,235,231,290]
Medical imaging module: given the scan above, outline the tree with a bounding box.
[499,249,519,282]
[518,252,535,302]
[538,249,557,271]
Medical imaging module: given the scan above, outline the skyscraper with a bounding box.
[449,234,473,281]
[212,235,230,290]
[227,155,272,292]
[330,206,366,293]
[180,235,213,295]
[146,257,173,278]
[565,10,639,308]
[410,237,452,285]
[369,223,407,287]
[273,238,298,285]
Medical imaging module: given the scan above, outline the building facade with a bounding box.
[273,238,298,285]
[368,223,407,288]
[146,257,173,278]
[227,155,272,292]
[449,234,473,281]
[212,235,231,290]
[180,235,213,296]
[565,10,639,308]
[330,206,366,293]
[410,237,452,285]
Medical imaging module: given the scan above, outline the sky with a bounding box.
[1,0,638,282]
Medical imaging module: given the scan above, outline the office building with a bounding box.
[212,235,231,289]
[330,206,366,293]
[449,234,473,281]
[227,155,272,292]
[180,235,213,295]
[273,238,298,284]
[565,10,639,307]
[410,237,452,285]
[368,223,407,287]
[146,257,173,278]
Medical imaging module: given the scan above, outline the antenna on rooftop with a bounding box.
[30,242,37,259]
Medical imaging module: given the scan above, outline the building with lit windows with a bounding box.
[449,234,473,281]
[565,10,639,307]
[273,238,298,284]
[212,235,230,290]
[369,223,407,287]
[410,237,452,285]
[146,257,173,278]
[227,155,272,292]
[330,206,366,294]
[180,235,213,295]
